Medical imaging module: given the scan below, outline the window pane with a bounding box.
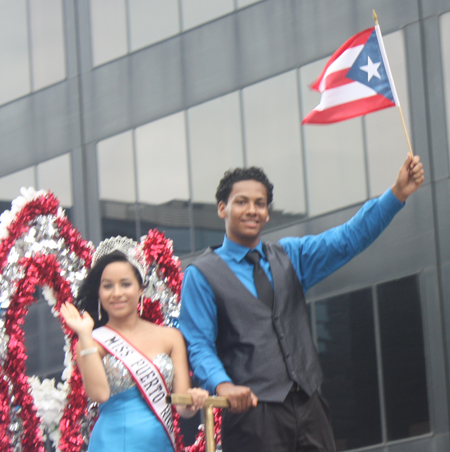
[441,12,450,162]
[0,0,30,105]
[0,167,35,202]
[188,92,243,249]
[90,0,127,66]
[37,153,73,208]
[316,290,382,450]
[29,0,66,90]
[128,0,180,51]
[180,0,234,30]
[135,112,191,256]
[377,275,430,441]
[24,296,65,379]
[237,0,262,7]
[243,71,306,223]
[97,131,137,239]
[364,31,410,197]
[299,59,367,216]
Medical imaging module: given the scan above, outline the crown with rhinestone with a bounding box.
[92,236,147,282]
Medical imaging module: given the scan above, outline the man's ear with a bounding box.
[265,213,270,223]
[217,201,227,219]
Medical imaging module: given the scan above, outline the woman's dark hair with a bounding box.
[215,167,274,205]
[76,250,143,329]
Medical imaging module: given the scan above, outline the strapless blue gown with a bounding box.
[88,353,175,452]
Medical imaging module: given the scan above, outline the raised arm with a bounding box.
[60,302,110,403]
[282,154,425,292]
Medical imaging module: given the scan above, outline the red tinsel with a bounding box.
[142,230,183,296]
[0,194,59,270]
[0,192,222,452]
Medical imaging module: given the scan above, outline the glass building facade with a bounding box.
[1,1,450,450]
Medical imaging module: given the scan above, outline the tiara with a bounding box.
[92,236,147,281]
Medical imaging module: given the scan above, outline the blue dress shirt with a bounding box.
[179,188,403,394]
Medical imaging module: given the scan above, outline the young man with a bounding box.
[179,155,424,452]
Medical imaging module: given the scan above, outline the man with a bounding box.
[179,155,424,452]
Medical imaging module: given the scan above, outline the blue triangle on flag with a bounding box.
[346,30,395,103]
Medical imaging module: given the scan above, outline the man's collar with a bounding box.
[222,235,265,262]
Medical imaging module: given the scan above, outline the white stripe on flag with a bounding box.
[319,45,364,92]
[314,82,377,111]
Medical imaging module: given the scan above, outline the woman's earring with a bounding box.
[98,299,102,320]
[140,295,144,317]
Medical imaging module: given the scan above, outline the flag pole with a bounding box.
[373,10,414,156]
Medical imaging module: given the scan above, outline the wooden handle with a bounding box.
[165,393,229,408]
[166,394,229,452]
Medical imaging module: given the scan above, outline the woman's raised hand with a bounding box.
[60,302,95,336]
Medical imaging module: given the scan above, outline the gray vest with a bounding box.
[192,242,323,402]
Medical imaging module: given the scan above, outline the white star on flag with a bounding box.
[360,56,381,81]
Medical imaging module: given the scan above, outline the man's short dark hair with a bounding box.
[215,167,274,205]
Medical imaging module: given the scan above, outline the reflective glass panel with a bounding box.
[316,290,382,450]
[236,0,262,7]
[188,92,243,249]
[364,31,410,197]
[299,60,367,216]
[90,0,128,66]
[180,0,234,30]
[0,0,30,105]
[128,0,180,51]
[135,112,191,256]
[243,71,306,224]
[0,167,35,203]
[377,276,430,441]
[37,154,73,208]
[441,12,450,162]
[97,131,137,239]
[24,294,65,379]
[29,0,66,91]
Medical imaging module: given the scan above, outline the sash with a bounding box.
[92,326,176,451]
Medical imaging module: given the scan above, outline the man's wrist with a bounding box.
[215,381,234,395]
[390,183,407,204]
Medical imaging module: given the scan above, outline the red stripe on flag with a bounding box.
[320,68,354,91]
[302,94,395,124]
[310,27,374,91]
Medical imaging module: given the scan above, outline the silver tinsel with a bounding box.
[79,401,98,451]
[145,266,180,327]
[0,212,91,451]
[0,199,187,451]
[0,331,8,365]
[9,405,24,452]
[0,215,89,310]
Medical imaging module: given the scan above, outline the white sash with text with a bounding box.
[92,326,175,450]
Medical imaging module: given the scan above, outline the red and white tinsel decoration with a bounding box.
[0,188,222,452]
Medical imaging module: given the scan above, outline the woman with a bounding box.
[60,237,208,452]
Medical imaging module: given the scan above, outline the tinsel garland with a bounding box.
[0,190,93,452]
[0,188,222,452]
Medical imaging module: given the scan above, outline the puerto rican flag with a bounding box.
[302,26,400,124]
